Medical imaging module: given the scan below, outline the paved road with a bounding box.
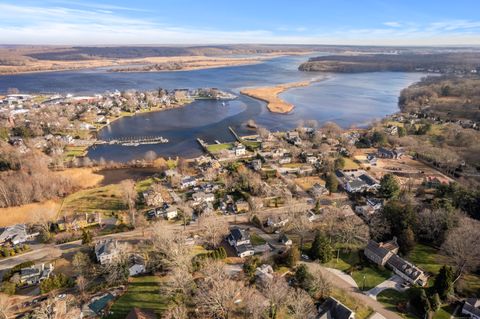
[304,262,403,319]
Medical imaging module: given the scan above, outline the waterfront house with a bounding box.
[180,176,197,189]
[95,239,120,265]
[234,143,246,156]
[0,224,30,246]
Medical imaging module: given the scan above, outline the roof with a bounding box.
[95,239,118,257]
[229,227,250,242]
[236,243,254,254]
[387,254,426,281]
[359,174,378,186]
[365,238,398,260]
[318,297,354,319]
[0,224,28,243]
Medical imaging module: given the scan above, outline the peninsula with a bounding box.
[240,80,316,113]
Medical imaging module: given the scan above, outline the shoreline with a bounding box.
[240,77,326,114]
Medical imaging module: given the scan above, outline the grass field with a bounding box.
[107,276,168,319]
[294,176,325,191]
[376,289,414,319]
[61,184,125,215]
[0,200,60,227]
[343,157,360,170]
[64,145,88,158]
[206,143,234,153]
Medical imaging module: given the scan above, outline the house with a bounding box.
[335,170,380,193]
[377,147,404,159]
[318,297,355,319]
[357,198,384,219]
[364,238,428,286]
[364,238,399,266]
[234,143,246,156]
[163,206,178,220]
[128,255,146,276]
[95,239,120,265]
[462,298,480,319]
[255,264,274,281]
[310,183,328,198]
[252,159,262,171]
[180,176,197,189]
[57,212,102,231]
[125,307,157,319]
[286,131,302,146]
[192,191,215,203]
[142,189,163,207]
[20,263,54,286]
[0,224,30,246]
[227,227,254,258]
[279,234,292,246]
[367,154,377,166]
[266,215,289,228]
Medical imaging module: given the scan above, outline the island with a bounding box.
[240,80,314,113]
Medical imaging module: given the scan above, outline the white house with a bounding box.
[128,255,146,276]
[227,227,254,258]
[95,239,120,265]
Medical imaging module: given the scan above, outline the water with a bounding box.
[0,55,425,162]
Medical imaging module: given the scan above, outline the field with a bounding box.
[55,168,104,188]
[376,289,413,319]
[343,157,360,170]
[250,233,267,246]
[107,276,169,319]
[294,176,325,191]
[60,184,125,215]
[64,145,88,158]
[0,200,60,227]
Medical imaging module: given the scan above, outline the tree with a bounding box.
[430,293,441,312]
[334,157,345,170]
[162,303,189,319]
[309,231,333,263]
[262,277,291,319]
[325,172,338,195]
[120,179,137,226]
[199,214,229,249]
[81,229,92,245]
[434,265,454,300]
[371,131,387,146]
[72,252,92,277]
[144,150,157,162]
[441,216,480,282]
[101,256,129,286]
[398,126,407,137]
[243,287,268,319]
[285,246,300,268]
[398,227,415,255]
[378,174,400,199]
[415,208,458,246]
[288,289,316,319]
[285,212,311,250]
[76,275,88,303]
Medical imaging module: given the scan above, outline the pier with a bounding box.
[95,136,169,146]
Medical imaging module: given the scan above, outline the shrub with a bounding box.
[40,274,74,294]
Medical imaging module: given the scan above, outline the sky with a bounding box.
[1,0,480,46]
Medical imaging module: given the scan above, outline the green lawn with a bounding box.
[107,276,169,319]
[351,266,392,291]
[250,233,267,246]
[376,289,415,319]
[206,143,234,153]
[433,304,456,319]
[323,249,360,272]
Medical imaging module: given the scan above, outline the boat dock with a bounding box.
[95,136,169,146]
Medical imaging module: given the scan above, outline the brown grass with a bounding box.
[294,176,325,191]
[55,167,104,188]
[241,81,313,113]
[0,200,60,227]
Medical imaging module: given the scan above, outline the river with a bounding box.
[0,55,425,162]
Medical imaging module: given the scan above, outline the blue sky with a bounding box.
[1,0,480,45]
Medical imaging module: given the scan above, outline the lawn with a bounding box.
[323,248,391,290]
[206,143,234,153]
[64,145,88,158]
[250,233,267,246]
[343,157,360,170]
[61,184,125,215]
[351,266,392,291]
[294,176,325,191]
[107,276,168,319]
[331,287,373,319]
[376,289,414,319]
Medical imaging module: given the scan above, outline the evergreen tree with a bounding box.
[379,174,400,199]
[325,172,338,195]
[286,246,300,268]
[434,265,454,300]
[81,229,92,245]
[398,227,416,255]
[309,231,333,263]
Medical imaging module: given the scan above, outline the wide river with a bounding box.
[0,55,424,162]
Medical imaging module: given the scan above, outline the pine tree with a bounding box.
[81,229,92,245]
[325,172,338,195]
[434,265,454,300]
[309,231,333,263]
[379,174,400,199]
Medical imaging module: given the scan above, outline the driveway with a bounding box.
[366,275,407,299]
[303,262,403,319]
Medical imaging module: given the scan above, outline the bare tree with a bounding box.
[162,303,189,319]
[0,293,13,319]
[199,214,229,248]
[441,216,480,282]
[285,212,312,249]
[150,222,192,270]
[415,208,458,245]
[76,275,88,303]
[288,289,317,319]
[307,267,332,299]
[243,287,268,319]
[144,150,157,162]
[261,276,291,319]
[120,179,137,226]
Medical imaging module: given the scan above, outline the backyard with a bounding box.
[107,276,169,319]
[61,183,125,216]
